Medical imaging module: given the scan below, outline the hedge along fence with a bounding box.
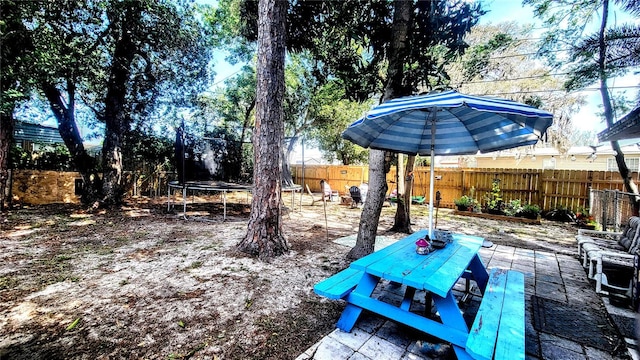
[291,164,640,213]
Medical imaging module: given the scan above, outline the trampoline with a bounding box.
[169,126,301,220]
[167,180,301,220]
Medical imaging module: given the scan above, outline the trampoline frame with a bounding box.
[167,180,301,220]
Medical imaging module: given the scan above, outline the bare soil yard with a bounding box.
[0,194,578,359]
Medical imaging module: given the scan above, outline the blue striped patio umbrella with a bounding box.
[342,90,553,237]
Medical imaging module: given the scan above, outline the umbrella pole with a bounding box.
[428,112,436,239]
[428,150,435,238]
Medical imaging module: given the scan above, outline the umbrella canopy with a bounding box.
[343,90,553,156]
[342,90,554,237]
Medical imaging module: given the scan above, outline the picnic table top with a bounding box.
[350,230,484,298]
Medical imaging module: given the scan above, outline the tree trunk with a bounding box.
[281,135,297,187]
[392,154,416,233]
[347,149,388,259]
[237,0,289,259]
[1,0,30,211]
[348,0,412,259]
[0,112,14,211]
[42,82,101,204]
[238,99,256,179]
[101,4,140,206]
[596,0,640,214]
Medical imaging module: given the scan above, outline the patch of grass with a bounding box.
[133,231,149,240]
[114,236,130,243]
[0,275,18,290]
[31,252,82,286]
[96,247,115,255]
[200,243,220,251]
[52,273,79,283]
[222,266,250,273]
[39,254,73,269]
[188,261,203,269]
[56,254,74,262]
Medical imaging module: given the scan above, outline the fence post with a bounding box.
[538,170,544,210]
[613,190,622,231]
[590,188,597,229]
[461,169,466,197]
[603,190,610,232]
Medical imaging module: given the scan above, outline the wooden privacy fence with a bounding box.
[291,164,640,212]
[9,167,638,213]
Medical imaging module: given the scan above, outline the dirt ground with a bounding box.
[0,193,579,360]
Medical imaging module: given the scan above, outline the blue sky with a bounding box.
[479,0,537,24]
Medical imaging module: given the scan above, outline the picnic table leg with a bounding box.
[400,287,415,311]
[467,254,489,294]
[337,273,379,332]
[432,292,471,360]
[424,292,433,318]
[432,292,469,333]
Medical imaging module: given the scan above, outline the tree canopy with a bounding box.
[5,0,636,218]
[4,0,213,206]
[525,0,640,210]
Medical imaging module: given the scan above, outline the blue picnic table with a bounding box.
[314,230,525,360]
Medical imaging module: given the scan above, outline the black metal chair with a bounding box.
[349,186,362,208]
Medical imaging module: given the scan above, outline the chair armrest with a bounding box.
[577,234,622,248]
[593,250,635,267]
[598,250,635,259]
[577,229,622,238]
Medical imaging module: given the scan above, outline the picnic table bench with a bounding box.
[314,231,525,360]
[465,268,525,360]
[313,267,363,299]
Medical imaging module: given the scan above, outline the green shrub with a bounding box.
[518,203,541,219]
[504,199,523,216]
[454,195,472,207]
[484,179,503,212]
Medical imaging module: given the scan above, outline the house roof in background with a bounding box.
[597,107,640,142]
[472,144,640,158]
[14,121,64,144]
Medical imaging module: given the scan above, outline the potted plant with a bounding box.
[484,179,504,215]
[575,208,598,229]
[454,195,473,211]
[584,219,599,230]
[504,199,523,217]
[518,203,541,219]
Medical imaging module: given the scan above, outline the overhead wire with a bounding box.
[480,85,640,96]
